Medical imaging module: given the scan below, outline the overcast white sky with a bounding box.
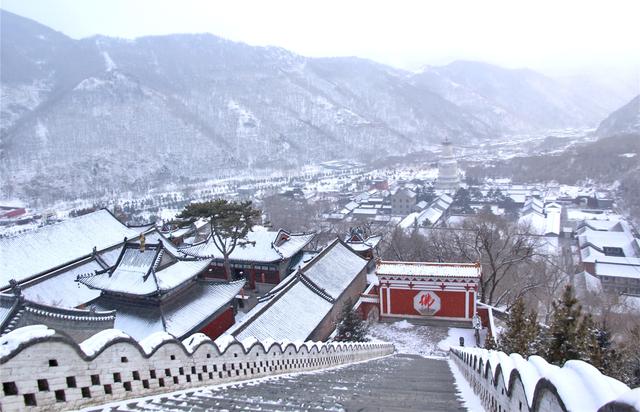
[2,0,639,75]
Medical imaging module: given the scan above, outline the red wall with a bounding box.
[387,289,468,318]
[199,307,235,339]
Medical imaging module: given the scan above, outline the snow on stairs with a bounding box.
[99,354,464,411]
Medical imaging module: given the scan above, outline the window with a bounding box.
[81,387,91,398]
[603,246,625,257]
[3,382,18,396]
[37,379,49,391]
[24,393,37,406]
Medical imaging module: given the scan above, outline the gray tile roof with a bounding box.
[91,280,244,340]
[179,229,315,263]
[232,239,367,342]
[0,209,142,288]
[78,242,211,297]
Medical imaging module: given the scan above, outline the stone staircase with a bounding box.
[97,354,465,412]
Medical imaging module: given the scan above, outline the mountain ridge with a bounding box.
[0,9,620,203]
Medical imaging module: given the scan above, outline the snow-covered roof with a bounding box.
[522,197,544,215]
[376,260,481,278]
[0,292,115,335]
[345,234,382,252]
[231,240,367,342]
[519,212,547,235]
[78,242,210,296]
[594,262,640,279]
[415,200,429,210]
[576,219,625,232]
[398,194,452,230]
[179,229,315,263]
[21,257,104,308]
[0,209,142,288]
[352,208,378,215]
[91,280,244,340]
[578,228,639,263]
[343,201,359,211]
[544,210,561,236]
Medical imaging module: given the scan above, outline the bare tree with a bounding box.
[382,211,544,306]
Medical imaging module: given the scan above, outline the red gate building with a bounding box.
[375,260,481,321]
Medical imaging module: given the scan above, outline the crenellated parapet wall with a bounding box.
[0,326,394,411]
[450,347,640,412]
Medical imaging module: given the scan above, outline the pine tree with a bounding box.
[335,298,369,342]
[544,285,593,365]
[498,297,541,357]
[484,334,497,350]
[590,322,626,382]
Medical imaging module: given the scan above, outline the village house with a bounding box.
[391,188,417,215]
[576,220,640,295]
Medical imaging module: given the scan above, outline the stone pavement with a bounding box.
[99,354,465,411]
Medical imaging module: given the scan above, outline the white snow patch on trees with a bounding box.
[102,51,117,71]
[35,119,49,145]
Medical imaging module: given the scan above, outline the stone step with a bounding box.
[105,354,464,411]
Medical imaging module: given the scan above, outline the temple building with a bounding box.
[225,239,368,342]
[77,238,244,340]
[0,209,146,291]
[179,228,316,289]
[435,138,461,193]
[370,260,481,321]
[0,283,115,341]
[344,228,381,261]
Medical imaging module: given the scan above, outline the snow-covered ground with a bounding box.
[368,320,483,358]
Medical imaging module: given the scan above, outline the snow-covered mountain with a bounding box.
[411,61,610,133]
[596,95,640,137]
[0,10,617,201]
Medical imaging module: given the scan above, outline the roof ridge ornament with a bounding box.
[140,233,146,252]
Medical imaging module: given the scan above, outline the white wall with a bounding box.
[0,329,393,411]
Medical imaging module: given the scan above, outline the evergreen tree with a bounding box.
[179,200,261,281]
[544,285,593,365]
[335,298,369,342]
[590,322,626,382]
[498,297,541,357]
[484,334,497,350]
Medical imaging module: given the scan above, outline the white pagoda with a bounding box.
[435,138,460,192]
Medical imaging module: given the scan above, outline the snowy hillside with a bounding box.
[0,10,615,202]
